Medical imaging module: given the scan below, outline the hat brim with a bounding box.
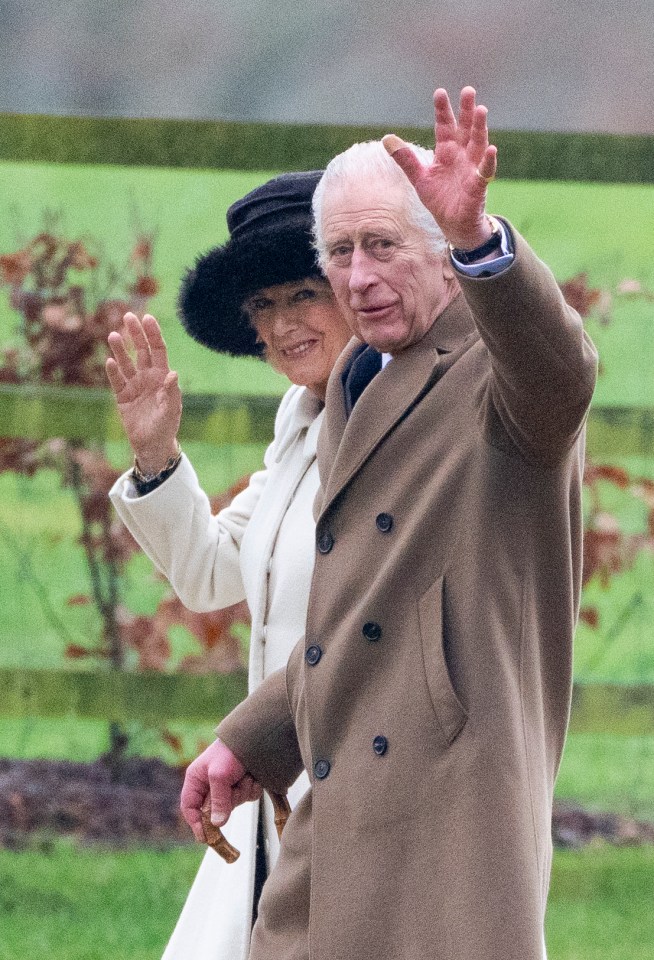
[178,220,324,359]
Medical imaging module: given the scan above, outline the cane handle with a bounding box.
[201,790,290,864]
[270,790,292,839]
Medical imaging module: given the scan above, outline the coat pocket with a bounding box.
[417,576,468,747]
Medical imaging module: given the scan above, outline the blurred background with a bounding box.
[0,3,653,959]
[1,0,653,133]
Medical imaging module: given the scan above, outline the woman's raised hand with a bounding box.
[106,312,183,474]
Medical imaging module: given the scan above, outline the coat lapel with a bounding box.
[318,294,478,516]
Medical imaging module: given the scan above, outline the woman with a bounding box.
[106,171,352,960]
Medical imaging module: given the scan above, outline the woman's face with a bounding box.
[244,278,351,400]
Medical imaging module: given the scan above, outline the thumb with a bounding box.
[383,134,425,185]
[163,370,181,402]
[210,783,233,827]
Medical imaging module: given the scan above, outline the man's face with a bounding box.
[321,176,456,354]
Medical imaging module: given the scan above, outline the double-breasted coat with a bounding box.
[217,224,598,960]
[110,384,323,960]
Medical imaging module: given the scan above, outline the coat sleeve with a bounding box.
[216,665,304,795]
[108,386,299,613]
[456,221,598,465]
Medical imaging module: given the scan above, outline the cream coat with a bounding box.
[217,226,598,960]
[109,384,323,960]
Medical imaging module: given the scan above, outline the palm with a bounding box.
[106,312,182,466]
[418,140,487,231]
[115,362,180,451]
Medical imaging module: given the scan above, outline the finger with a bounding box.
[163,371,182,418]
[187,811,207,843]
[180,767,210,840]
[123,312,153,370]
[477,145,498,184]
[457,86,477,146]
[105,357,127,394]
[163,369,180,395]
[434,88,457,145]
[382,135,426,186]
[467,104,490,165]
[232,774,263,806]
[181,801,208,843]
[142,314,171,372]
[209,777,234,827]
[107,331,137,380]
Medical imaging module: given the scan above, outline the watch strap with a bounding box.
[131,445,182,496]
[449,217,503,265]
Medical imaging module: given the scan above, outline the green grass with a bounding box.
[0,839,651,960]
[545,847,654,960]
[0,716,218,766]
[0,838,203,960]
[556,735,654,822]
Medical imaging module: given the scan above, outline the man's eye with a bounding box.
[371,238,394,253]
[329,246,352,263]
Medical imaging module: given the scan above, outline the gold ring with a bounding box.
[475,168,495,185]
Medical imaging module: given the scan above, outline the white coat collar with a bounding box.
[274,386,324,463]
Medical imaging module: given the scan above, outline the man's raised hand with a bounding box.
[383,86,497,251]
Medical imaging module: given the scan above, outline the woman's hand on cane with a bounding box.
[106,312,182,474]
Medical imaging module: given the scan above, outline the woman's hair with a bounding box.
[312,140,447,267]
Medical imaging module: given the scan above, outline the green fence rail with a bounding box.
[569,683,654,736]
[0,383,279,446]
[1,385,653,457]
[0,668,652,734]
[0,667,247,726]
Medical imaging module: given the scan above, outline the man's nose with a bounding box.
[348,248,376,293]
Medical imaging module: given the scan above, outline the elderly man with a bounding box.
[181,87,597,960]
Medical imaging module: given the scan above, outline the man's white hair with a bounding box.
[312,140,447,268]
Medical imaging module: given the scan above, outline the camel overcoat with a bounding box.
[217,224,598,960]
[110,384,322,960]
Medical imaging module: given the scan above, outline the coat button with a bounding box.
[317,531,334,554]
[362,622,382,642]
[373,735,388,756]
[376,512,393,533]
[305,644,322,666]
[314,759,331,779]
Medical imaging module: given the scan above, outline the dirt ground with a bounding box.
[0,756,189,848]
[1,756,653,849]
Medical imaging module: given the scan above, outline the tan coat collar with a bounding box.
[318,292,478,514]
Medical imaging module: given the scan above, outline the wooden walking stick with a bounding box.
[201,791,291,864]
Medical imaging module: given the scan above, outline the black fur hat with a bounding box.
[178,171,324,359]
